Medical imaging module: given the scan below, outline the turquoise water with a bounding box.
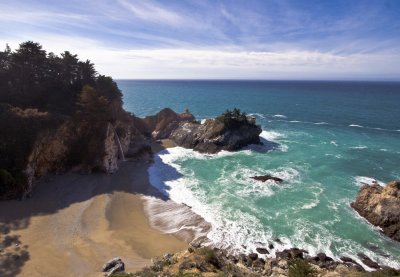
[118,80,400,269]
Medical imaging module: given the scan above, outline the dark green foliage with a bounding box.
[150,258,174,272]
[216,108,250,128]
[288,259,317,277]
[0,41,120,115]
[0,169,16,196]
[0,41,126,198]
[0,103,63,198]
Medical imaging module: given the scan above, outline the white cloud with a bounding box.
[1,34,399,80]
[118,0,183,26]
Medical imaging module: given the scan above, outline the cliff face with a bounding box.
[23,115,150,196]
[351,181,400,242]
[0,104,150,199]
[170,118,262,154]
[143,108,196,139]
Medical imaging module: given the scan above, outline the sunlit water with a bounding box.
[118,80,400,269]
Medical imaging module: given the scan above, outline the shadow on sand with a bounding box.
[0,144,182,277]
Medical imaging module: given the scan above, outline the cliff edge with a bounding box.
[351,180,400,242]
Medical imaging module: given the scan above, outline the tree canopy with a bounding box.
[0,41,121,115]
[0,41,126,198]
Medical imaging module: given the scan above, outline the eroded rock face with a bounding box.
[169,119,262,154]
[351,181,400,242]
[143,108,196,139]
[21,116,150,198]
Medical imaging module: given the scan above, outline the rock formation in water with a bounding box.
[143,107,196,139]
[169,118,262,154]
[351,180,400,242]
[143,108,262,154]
[251,175,283,183]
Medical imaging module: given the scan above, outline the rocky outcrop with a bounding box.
[126,246,399,277]
[251,175,283,183]
[102,257,125,276]
[143,108,196,139]
[169,118,262,154]
[8,112,151,199]
[351,181,400,242]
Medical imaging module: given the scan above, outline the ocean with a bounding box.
[118,80,400,269]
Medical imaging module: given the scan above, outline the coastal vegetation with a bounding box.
[216,108,252,128]
[0,41,129,199]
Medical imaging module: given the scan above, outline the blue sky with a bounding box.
[1,0,400,80]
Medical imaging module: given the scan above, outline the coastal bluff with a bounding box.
[0,104,262,199]
[351,180,400,242]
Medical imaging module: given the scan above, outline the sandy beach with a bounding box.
[0,140,187,277]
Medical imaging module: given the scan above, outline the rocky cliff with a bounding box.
[143,108,262,154]
[0,103,151,199]
[170,118,262,154]
[143,108,196,139]
[351,181,400,242]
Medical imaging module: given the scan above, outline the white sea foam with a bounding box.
[290,120,301,123]
[349,145,368,149]
[147,147,400,269]
[200,118,207,124]
[259,130,284,141]
[248,113,266,119]
[314,122,328,125]
[301,186,324,210]
[273,114,287,118]
[259,130,288,152]
[354,176,385,187]
[349,124,364,128]
[330,140,338,146]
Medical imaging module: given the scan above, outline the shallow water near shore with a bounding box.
[119,80,400,269]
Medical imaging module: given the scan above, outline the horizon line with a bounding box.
[115,78,400,83]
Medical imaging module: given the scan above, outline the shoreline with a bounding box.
[0,140,188,277]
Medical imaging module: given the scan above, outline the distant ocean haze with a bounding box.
[118,80,400,269]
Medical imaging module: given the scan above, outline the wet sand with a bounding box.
[0,140,187,277]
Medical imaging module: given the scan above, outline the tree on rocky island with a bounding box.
[216,108,251,128]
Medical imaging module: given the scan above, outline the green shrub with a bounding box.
[196,247,219,268]
[216,108,250,128]
[288,259,317,277]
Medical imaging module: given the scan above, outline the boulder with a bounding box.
[351,181,400,242]
[340,256,356,264]
[102,257,125,276]
[314,253,333,263]
[248,253,258,260]
[256,247,269,254]
[250,175,283,183]
[276,248,306,260]
[357,253,380,269]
